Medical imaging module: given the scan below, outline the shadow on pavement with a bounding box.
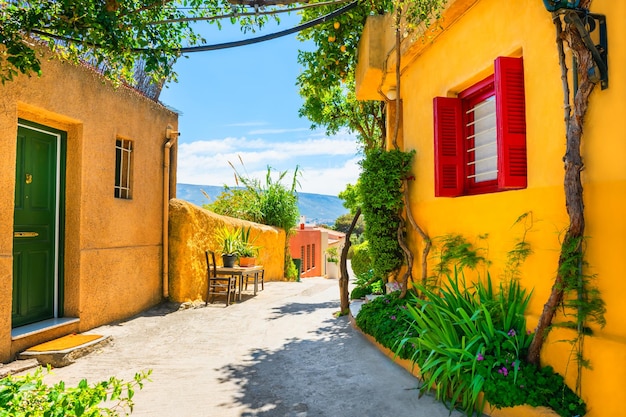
[216,316,356,416]
[268,301,338,320]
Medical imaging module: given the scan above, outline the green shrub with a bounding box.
[482,364,585,417]
[354,292,417,360]
[350,241,371,277]
[285,255,299,281]
[0,367,151,416]
[349,269,383,300]
[350,285,371,300]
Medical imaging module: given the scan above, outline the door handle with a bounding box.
[14,231,39,238]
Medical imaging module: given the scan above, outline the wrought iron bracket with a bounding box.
[564,10,608,90]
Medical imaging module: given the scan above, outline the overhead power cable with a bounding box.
[29,1,358,54]
[154,0,351,25]
[177,1,358,53]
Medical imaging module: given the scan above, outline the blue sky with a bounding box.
[159,13,361,196]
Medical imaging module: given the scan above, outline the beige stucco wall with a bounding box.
[0,50,177,361]
[168,199,286,303]
[357,0,625,415]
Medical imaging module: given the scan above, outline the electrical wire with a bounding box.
[152,0,351,25]
[28,1,358,54]
[178,0,357,53]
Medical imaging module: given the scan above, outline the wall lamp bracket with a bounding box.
[564,10,609,90]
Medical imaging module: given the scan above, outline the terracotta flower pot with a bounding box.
[239,257,256,267]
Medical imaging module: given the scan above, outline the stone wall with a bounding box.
[168,199,286,302]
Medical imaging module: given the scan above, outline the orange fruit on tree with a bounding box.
[334,22,340,29]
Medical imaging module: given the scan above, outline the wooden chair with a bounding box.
[205,250,237,306]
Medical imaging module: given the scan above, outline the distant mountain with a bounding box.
[176,183,348,226]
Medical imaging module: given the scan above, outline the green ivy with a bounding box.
[359,148,415,281]
[431,234,487,282]
[552,235,606,392]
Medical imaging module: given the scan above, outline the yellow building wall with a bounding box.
[168,199,286,303]
[357,0,626,415]
[0,51,177,361]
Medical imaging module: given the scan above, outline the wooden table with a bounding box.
[215,265,264,300]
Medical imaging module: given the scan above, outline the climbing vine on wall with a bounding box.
[359,148,415,283]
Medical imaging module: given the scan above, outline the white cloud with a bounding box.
[297,157,362,195]
[176,129,362,195]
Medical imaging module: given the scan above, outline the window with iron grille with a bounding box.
[114,138,133,199]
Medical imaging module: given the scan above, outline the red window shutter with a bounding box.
[495,56,527,189]
[433,97,464,197]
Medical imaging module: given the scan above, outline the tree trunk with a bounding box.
[339,208,362,315]
[527,8,596,366]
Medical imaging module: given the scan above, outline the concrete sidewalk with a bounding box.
[40,277,464,417]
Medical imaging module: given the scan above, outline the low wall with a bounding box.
[168,199,286,303]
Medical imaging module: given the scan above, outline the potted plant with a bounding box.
[217,227,240,267]
[325,247,339,279]
[237,227,259,267]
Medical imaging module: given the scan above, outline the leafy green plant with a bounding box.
[431,234,487,279]
[325,247,339,264]
[0,367,151,416]
[237,227,259,258]
[482,364,585,417]
[208,161,300,233]
[350,269,384,300]
[350,241,371,277]
[359,148,415,282]
[397,271,584,416]
[216,227,240,256]
[354,291,417,360]
[285,255,299,281]
[349,285,371,300]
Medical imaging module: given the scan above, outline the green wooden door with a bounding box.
[12,124,60,327]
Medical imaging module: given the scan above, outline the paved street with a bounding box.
[43,277,463,417]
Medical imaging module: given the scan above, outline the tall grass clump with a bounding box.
[399,270,585,416]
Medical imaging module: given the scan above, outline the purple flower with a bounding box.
[384,299,390,304]
[507,329,516,337]
[476,353,484,361]
[390,315,396,320]
[499,367,508,376]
